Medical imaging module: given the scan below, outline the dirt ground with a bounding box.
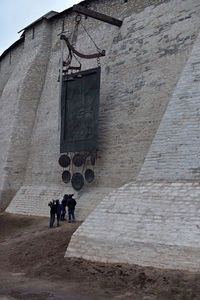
[0,212,200,300]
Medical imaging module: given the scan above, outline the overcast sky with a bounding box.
[0,0,81,55]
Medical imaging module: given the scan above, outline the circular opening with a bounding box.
[59,155,71,168]
[62,170,71,183]
[71,172,84,191]
[72,153,85,167]
[85,169,94,183]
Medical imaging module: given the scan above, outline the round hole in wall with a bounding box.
[58,155,71,168]
[71,172,84,190]
[85,169,94,183]
[62,170,71,183]
[72,153,85,167]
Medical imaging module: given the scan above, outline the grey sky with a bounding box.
[0,0,81,55]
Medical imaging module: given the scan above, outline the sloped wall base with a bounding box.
[6,185,113,221]
[65,181,200,271]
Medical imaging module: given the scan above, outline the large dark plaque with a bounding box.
[60,67,100,153]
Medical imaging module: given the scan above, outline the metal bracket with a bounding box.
[60,34,105,59]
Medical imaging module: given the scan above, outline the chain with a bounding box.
[97,57,101,67]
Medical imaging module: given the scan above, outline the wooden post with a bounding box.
[73,5,122,27]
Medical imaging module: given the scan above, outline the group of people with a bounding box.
[48,194,76,228]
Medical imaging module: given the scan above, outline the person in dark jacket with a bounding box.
[48,200,57,228]
[55,199,62,227]
[61,194,68,221]
[66,194,76,223]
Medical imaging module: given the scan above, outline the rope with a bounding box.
[70,13,103,68]
[80,18,103,66]
[72,52,81,69]
[80,21,102,53]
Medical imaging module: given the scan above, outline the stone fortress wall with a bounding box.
[1,0,199,217]
[66,28,200,271]
[1,0,200,269]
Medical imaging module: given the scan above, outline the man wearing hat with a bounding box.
[66,194,77,223]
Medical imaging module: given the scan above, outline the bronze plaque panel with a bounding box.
[60,67,100,153]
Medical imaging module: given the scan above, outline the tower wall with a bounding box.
[0,21,52,210]
[1,0,200,219]
[65,27,200,272]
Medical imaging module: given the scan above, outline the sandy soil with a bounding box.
[0,212,199,300]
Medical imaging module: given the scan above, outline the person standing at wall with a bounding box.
[66,194,76,223]
[55,199,62,227]
[48,200,57,228]
[61,194,68,221]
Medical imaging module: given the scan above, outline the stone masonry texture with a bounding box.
[65,22,200,271]
[66,182,200,271]
[138,29,200,180]
[1,0,200,270]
